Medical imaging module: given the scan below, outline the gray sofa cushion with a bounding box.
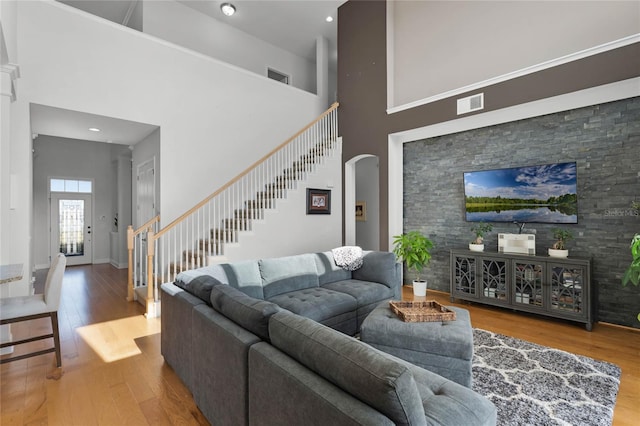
[352,251,398,290]
[322,279,394,307]
[259,254,320,299]
[174,274,224,304]
[313,251,352,285]
[175,260,264,300]
[218,261,264,299]
[210,284,281,341]
[269,311,426,426]
[248,342,395,426]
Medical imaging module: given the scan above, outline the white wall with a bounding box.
[222,141,343,262]
[143,0,316,94]
[32,136,117,268]
[114,148,132,268]
[5,0,326,295]
[1,0,22,298]
[391,1,640,107]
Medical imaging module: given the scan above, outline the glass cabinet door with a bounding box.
[453,256,477,296]
[549,264,585,318]
[481,258,508,303]
[513,261,544,308]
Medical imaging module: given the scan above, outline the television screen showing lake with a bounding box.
[464,162,578,223]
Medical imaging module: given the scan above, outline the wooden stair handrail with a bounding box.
[130,215,160,238]
[154,102,339,240]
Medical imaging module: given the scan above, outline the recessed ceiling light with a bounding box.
[89,127,101,132]
[221,3,236,17]
[326,16,334,23]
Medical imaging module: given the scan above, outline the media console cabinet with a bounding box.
[450,249,593,330]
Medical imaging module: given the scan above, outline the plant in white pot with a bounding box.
[392,231,434,297]
[548,228,573,258]
[469,222,493,252]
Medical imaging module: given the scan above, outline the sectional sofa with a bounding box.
[160,250,496,425]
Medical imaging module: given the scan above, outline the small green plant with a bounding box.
[471,222,493,244]
[551,228,573,250]
[622,234,640,287]
[392,231,434,282]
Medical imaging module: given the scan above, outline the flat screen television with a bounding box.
[463,162,577,223]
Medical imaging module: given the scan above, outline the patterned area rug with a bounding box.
[472,329,621,426]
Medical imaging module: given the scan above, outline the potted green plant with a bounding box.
[469,222,493,252]
[548,228,573,258]
[392,231,435,296]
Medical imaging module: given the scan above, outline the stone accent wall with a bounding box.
[403,97,640,328]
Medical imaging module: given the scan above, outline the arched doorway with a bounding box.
[345,154,379,249]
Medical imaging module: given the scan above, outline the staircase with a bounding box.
[127,103,339,317]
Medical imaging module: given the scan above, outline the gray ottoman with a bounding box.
[360,302,473,388]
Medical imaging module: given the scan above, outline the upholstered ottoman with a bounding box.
[360,302,474,388]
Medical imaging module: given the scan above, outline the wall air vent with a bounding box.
[457,93,484,115]
[267,68,290,85]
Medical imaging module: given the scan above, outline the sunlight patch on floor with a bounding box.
[75,315,160,363]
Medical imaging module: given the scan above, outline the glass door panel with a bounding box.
[481,258,508,302]
[513,261,543,307]
[550,265,585,317]
[454,256,476,296]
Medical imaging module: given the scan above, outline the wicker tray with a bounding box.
[389,300,456,322]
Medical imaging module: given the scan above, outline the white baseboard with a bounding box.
[110,260,128,269]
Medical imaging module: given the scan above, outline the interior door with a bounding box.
[136,158,156,226]
[136,158,156,286]
[51,193,92,266]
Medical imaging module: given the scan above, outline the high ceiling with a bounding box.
[58,0,344,62]
[35,0,346,146]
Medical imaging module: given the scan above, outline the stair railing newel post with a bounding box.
[147,229,156,302]
[127,225,134,301]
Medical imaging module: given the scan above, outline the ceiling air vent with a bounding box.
[457,93,484,115]
[267,68,290,85]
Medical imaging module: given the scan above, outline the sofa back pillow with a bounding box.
[313,252,352,285]
[175,260,264,300]
[352,251,399,290]
[218,260,264,299]
[269,311,426,425]
[174,274,224,304]
[259,254,320,299]
[210,284,281,341]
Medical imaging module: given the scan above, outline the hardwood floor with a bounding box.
[1,265,638,425]
[0,264,207,426]
[416,288,640,426]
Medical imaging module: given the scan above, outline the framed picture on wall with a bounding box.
[306,188,331,214]
[355,201,366,221]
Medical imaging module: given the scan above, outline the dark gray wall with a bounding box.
[402,97,640,328]
[338,1,640,251]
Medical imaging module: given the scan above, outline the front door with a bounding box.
[50,193,93,266]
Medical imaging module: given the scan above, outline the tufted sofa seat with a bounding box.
[160,250,496,425]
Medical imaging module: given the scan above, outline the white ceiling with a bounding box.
[36,0,345,146]
[31,104,159,145]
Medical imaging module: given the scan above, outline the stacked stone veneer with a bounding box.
[403,96,640,328]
